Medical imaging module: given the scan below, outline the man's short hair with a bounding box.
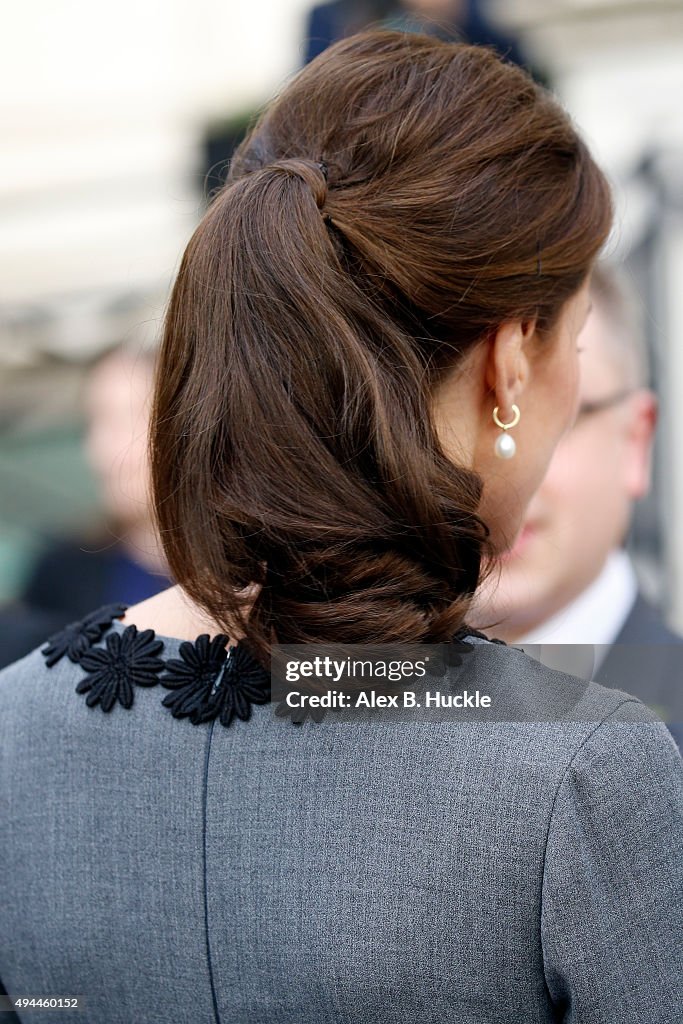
[590,264,650,389]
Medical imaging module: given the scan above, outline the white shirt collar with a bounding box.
[518,549,638,656]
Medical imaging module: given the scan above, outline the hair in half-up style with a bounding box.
[150,30,612,662]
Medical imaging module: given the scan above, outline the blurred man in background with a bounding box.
[473,266,683,743]
[22,344,170,618]
[304,0,532,73]
[0,344,170,668]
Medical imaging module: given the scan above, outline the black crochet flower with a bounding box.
[425,626,506,678]
[160,634,270,727]
[457,626,507,646]
[75,624,165,712]
[211,642,270,727]
[159,633,231,724]
[274,699,327,726]
[424,635,477,679]
[42,603,128,667]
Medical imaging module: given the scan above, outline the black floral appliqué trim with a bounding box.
[41,603,128,667]
[274,698,327,726]
[209,642,271,727]
[424,636,478,679]
[43,610,503,728]
[424,626,506,678]
[75,625,165,712]
[160,634,270,727]
[457,626,507,646]
[159,633,231,725]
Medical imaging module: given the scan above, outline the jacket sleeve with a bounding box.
[541,699,683,1022]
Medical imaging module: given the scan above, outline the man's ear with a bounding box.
[624,389,658,499]
[484,318,535,416]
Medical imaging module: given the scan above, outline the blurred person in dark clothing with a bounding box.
[304,1,395,64]
[473,267,683,745]
[304,0,531,72]
[24,344,171,617]
[0,345,171,668]
[383,0,528,66]
[0,605,66,669]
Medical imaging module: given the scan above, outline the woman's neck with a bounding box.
[120,583,237,642]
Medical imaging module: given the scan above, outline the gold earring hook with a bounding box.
[492,404,520,431]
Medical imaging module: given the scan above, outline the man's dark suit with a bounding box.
[597,592,683,748]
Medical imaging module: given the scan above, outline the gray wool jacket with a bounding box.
[0,614,681,1024]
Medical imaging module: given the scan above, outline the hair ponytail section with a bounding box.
[151,30,612,660]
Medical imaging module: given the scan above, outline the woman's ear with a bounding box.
[484,319,535,418]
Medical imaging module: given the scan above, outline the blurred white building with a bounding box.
[0,0,313,362]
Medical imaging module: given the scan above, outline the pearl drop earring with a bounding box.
[493,404,520,459]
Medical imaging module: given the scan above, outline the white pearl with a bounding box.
[494,432,516,459]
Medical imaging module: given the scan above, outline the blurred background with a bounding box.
[2,0,683,656]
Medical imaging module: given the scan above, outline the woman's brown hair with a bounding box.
[150,30,612,661]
